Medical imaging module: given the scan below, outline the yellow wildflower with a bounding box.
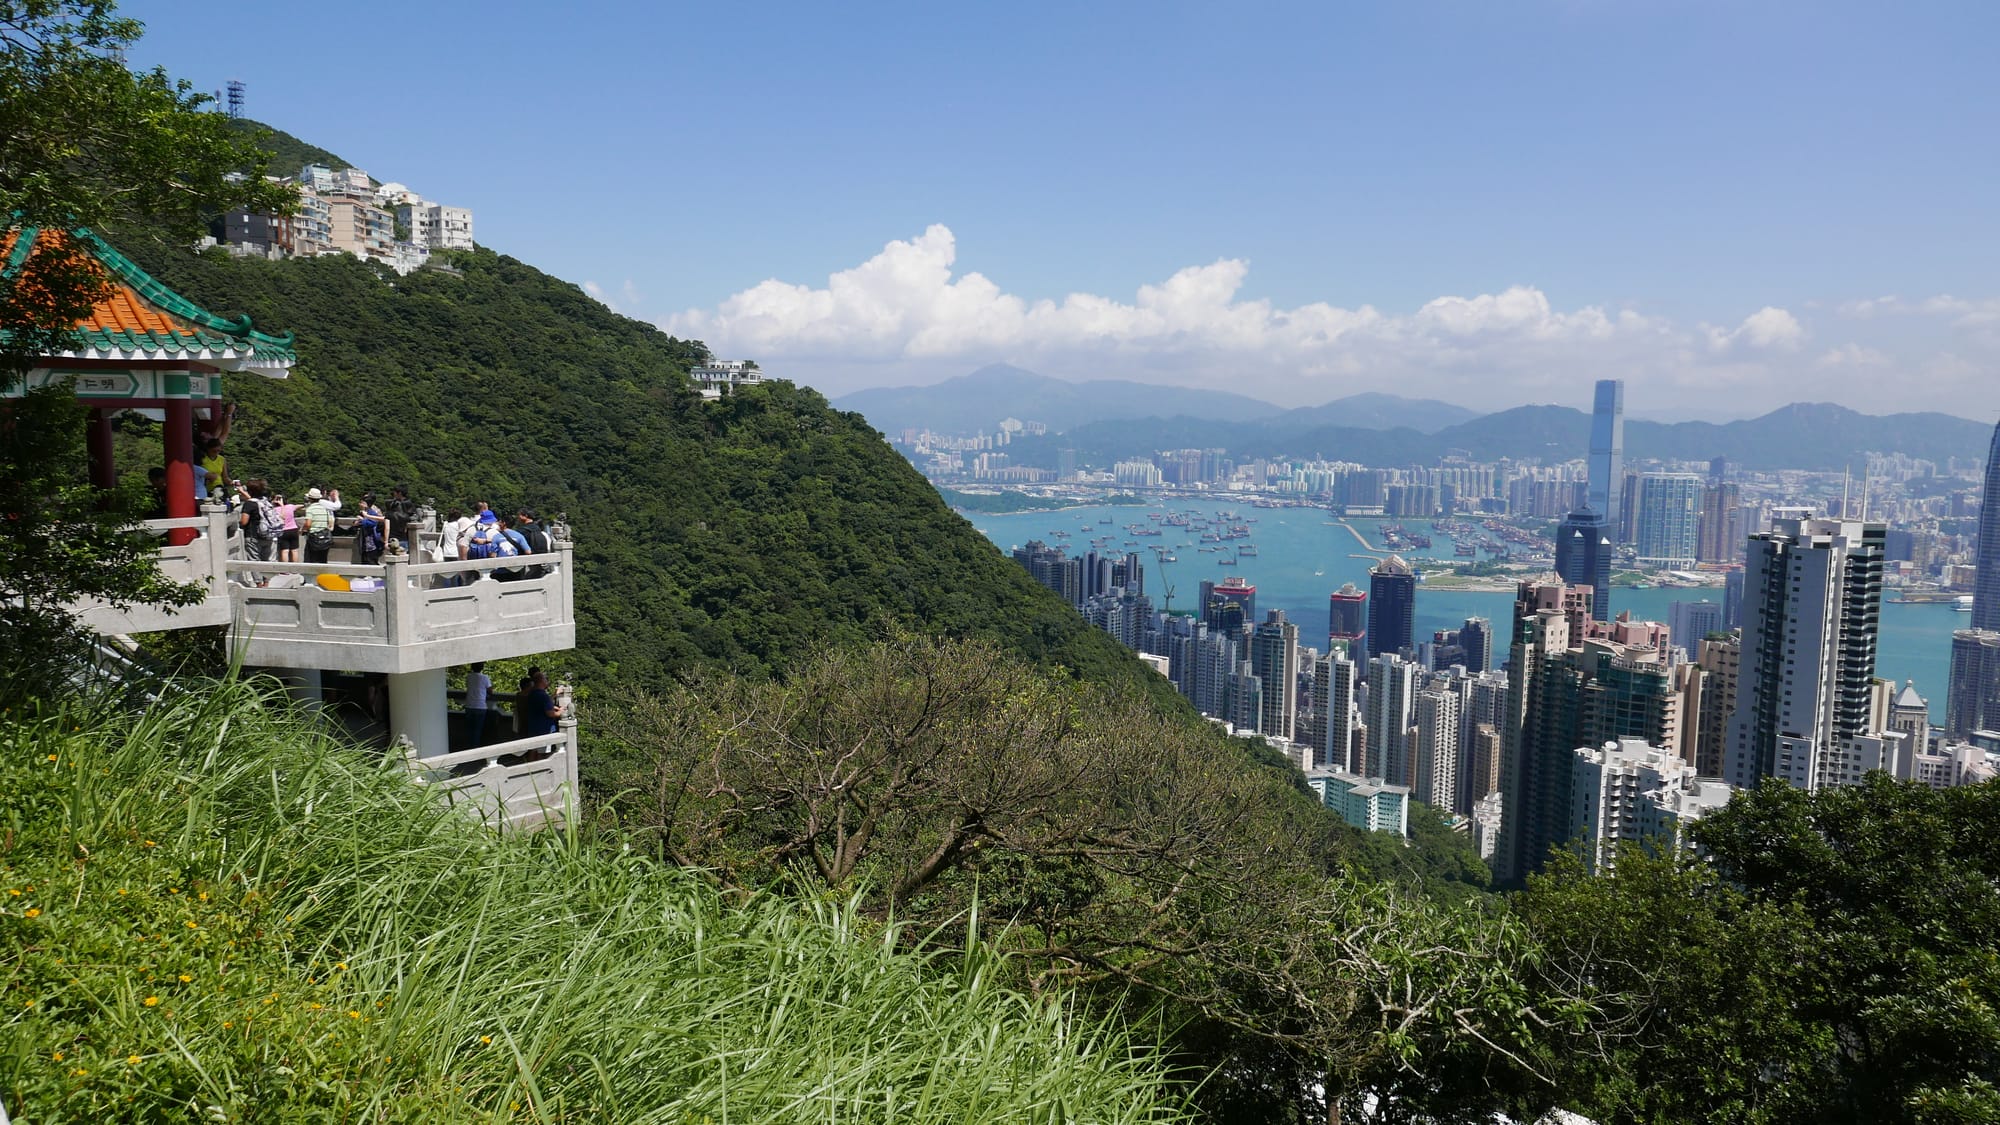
[142,996,159,1007]
[24,908,40,918]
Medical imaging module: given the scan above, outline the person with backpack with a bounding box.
[513,509,553,579]
[235,479,282,580]
[300,486,342,565]
[491,514,527,581]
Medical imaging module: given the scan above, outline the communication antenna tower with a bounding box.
[225,80,245,119]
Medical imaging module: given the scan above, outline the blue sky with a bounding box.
[125,1,2000,418]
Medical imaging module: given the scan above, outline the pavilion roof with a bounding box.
[2,225,295,377]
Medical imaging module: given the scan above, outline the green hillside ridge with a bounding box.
[108,235,1170,703]
[226,117,352,176]
[0,680,1183,1122]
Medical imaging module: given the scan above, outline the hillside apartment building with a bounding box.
[224,163,474,275]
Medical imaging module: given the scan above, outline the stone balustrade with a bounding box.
[225,544,576,673]
[400,717,579,833]
[75,504,239,635]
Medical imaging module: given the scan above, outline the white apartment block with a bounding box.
[1307,768,1412,835]
[223,164,473,273]
[1571,738,1733,874]
[692,360,767,400]
[394,199,475,251]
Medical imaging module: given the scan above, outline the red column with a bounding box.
[86,407,115,492]
[164,398,195,546]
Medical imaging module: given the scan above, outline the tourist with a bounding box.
[438,507,467,584]
[384,485,418,553]
[524,667,562,736]
[513,672,534,738]
[513,509,552,578]
[146,466,168,520]
[199,439,229,508]
[300,486,341,565]
[273,491,301,562]
[464,661,492,747]
[355,492,387,565]
[235,479,280,580]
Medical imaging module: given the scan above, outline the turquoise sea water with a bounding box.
[965,497,1959,720]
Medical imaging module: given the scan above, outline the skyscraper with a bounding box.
[1201,576,1257,635]
[1328,583,1368,657]
[1313,651,1365,771]
[1946,628,2000,738]
[1555,508,1613,621]
[1725,513,1887,790]
[1250,610,1300,742]
[1634,473,1703,567]
[1975,419,2000,632]
[1412,686,1462,811]
[1367,555,1417,661]
[1497,575,1682,884]
[1588,379,1624,532]
[1697,482,1742,563]
[1365,653,1418,787]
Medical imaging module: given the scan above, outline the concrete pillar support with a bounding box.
[387,667,450,759]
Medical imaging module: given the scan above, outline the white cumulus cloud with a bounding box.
[659,224,1995,415]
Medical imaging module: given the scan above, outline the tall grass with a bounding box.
[0,678,1186,1123]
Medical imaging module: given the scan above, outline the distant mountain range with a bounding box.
[835,365,1993,471]
[833,365,1480,437]
[1005,401,1993,473]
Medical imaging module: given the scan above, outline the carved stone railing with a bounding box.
[401,718,578,833]
[224,544,576,673]
[75,504,238,635]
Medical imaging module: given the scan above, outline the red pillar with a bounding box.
[164,398,195,546]
[86,407,115,492]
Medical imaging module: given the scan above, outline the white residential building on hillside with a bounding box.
[692,360,766,400]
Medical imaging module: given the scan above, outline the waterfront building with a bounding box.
[1328,582,1367,656]
[1555,508,1613,621]
[1365,653,1419,787]
[1250,610,1301,742]
[1307,769,1412,835]
[1570,739,1732,874]
[1634,473,1703,568]
[1974,418,2000,631]
[1588,379,1625,537]
[1723,567,1746,629]
[1367,555,1417,660]
[1668,600,1725,657]
[1725,513,1888,790]
[1202,576,1258,634]
[1946,629,2000,738]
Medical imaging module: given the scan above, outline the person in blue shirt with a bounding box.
[524,668,562,736]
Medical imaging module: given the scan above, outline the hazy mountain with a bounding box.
[1275,392,1481,435]
[1011,401,1992,472]
[833,364,1283,436]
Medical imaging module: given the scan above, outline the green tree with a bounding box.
[1518,778,2000,1124]
[0,1,294,696]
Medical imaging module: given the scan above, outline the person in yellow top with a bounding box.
[199,438,229,506]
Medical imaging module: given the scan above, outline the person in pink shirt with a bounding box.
[273,491,301,562]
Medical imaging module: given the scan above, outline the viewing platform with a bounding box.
[18,222,580,831]
[226,545,576,674]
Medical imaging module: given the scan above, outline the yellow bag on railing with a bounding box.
[315,573,351,592]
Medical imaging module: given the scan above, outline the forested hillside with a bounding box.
[109,235,1168,700]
